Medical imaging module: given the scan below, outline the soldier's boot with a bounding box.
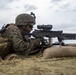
[4,54,19,60]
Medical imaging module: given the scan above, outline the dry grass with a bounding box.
[0,55,76,75]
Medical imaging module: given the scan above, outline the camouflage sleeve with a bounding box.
[6,24,30,54]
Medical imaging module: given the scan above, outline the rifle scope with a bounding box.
[37,25,52,30]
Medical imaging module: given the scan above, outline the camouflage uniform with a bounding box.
[1,13,40,56]
[2,24,30,54]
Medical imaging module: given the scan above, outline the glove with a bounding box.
[31,38,41,47]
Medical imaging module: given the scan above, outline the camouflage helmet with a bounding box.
[15,12,36,26]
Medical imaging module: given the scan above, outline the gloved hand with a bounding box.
[31,38,41,47]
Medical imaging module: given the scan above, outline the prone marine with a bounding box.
[0,12,40,60]
[0,12,76,60]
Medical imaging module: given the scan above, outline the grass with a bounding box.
[0,56,76,75]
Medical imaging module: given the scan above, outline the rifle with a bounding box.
[28,25,76,44]
[22,24,76,54]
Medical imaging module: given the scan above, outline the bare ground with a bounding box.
[0,55,76,75]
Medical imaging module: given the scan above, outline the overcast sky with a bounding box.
[0,0,76,33]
